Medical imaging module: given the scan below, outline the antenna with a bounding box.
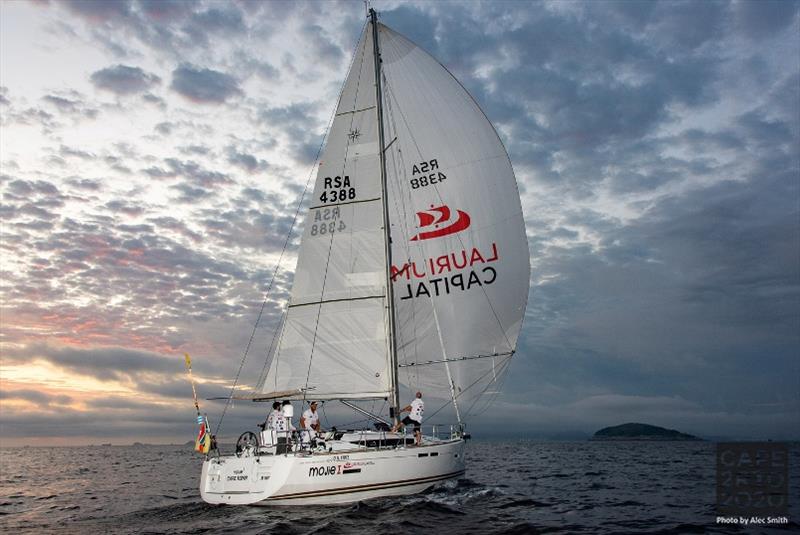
[364,0,369,18]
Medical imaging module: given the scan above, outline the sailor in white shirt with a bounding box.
[260,401,284,446]
[392,391,424,446]
[299,401,321,445]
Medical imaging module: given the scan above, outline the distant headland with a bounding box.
[591,422,702,441]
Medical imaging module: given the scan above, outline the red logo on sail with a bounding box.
[410,204,471,241]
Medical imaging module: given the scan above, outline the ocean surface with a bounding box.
[1,441,798,534]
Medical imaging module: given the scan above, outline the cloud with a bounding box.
[170,64,242,104]
[734,0,800,40]
[2,0,797,445]
[1,344,181,382]
[59,144,95,160]
[154,121,173,135]
[62,0,132,23]
[138,0,189,22]
[188,6,245,35]
[41,92,99,120]
[300,24,343,67]
[0,388,73,407]
[226,146,267,173]
[90,64,161,95]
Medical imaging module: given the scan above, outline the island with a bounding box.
[591,422,702,441]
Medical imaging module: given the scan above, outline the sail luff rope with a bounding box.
[215,21,368,438]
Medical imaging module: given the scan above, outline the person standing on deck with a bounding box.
[300,401,322,445]
[260,401,283,446]
[392,391,424,446]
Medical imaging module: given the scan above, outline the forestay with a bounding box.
[261,22,393,400]
[378,25,530,409]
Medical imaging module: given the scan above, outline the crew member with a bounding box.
[300,401,322,445]
[392,391,424,446]
[260,401,283,446]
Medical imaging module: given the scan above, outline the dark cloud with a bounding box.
[142,165,176,179]
[1,344,184,381]
[259,102,317,131]
[226,146,267,173]
[63,0,132,23]
[141,92,166,107]
[300,24,344,67]
[65,178,102,191]
[164,158,232,187]
[259,102,322,164]
[42,93,99,120]
[178,144,211,156]
[198,203,294,251]
[1,107,58,130]
[512,162,799,438]
[4,178,60,198]
[188,6,245,35]
[147,216,202,242]
[232,50,279,81]
[59,144,95,160]
[170,182,213,203]
[90,64,161,95]
[734,0,800,40]
[170,64,243,104]
[154,121,173,135]
[0,388,73,407]
[105,199,146,217]
[138,0,189,22]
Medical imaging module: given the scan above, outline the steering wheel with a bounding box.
[235,431,259,457]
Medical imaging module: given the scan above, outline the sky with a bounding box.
[0,0,798,446]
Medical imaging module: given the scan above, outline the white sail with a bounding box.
[261,22,393,400]
[261,21,530,409]
[378,25,531,410]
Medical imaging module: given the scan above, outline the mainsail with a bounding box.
[261,20,530,412]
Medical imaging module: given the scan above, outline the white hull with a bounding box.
[200,438,465,505]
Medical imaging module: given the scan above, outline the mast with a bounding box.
[370,8,401,422]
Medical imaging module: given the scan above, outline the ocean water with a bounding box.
[1,441,798,534]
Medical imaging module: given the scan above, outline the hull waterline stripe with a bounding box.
[265,469,465,501]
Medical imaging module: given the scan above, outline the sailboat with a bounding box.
[199,9,530,506]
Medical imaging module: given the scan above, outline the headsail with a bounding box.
[261,21,393,400]
[378,25,530,410]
